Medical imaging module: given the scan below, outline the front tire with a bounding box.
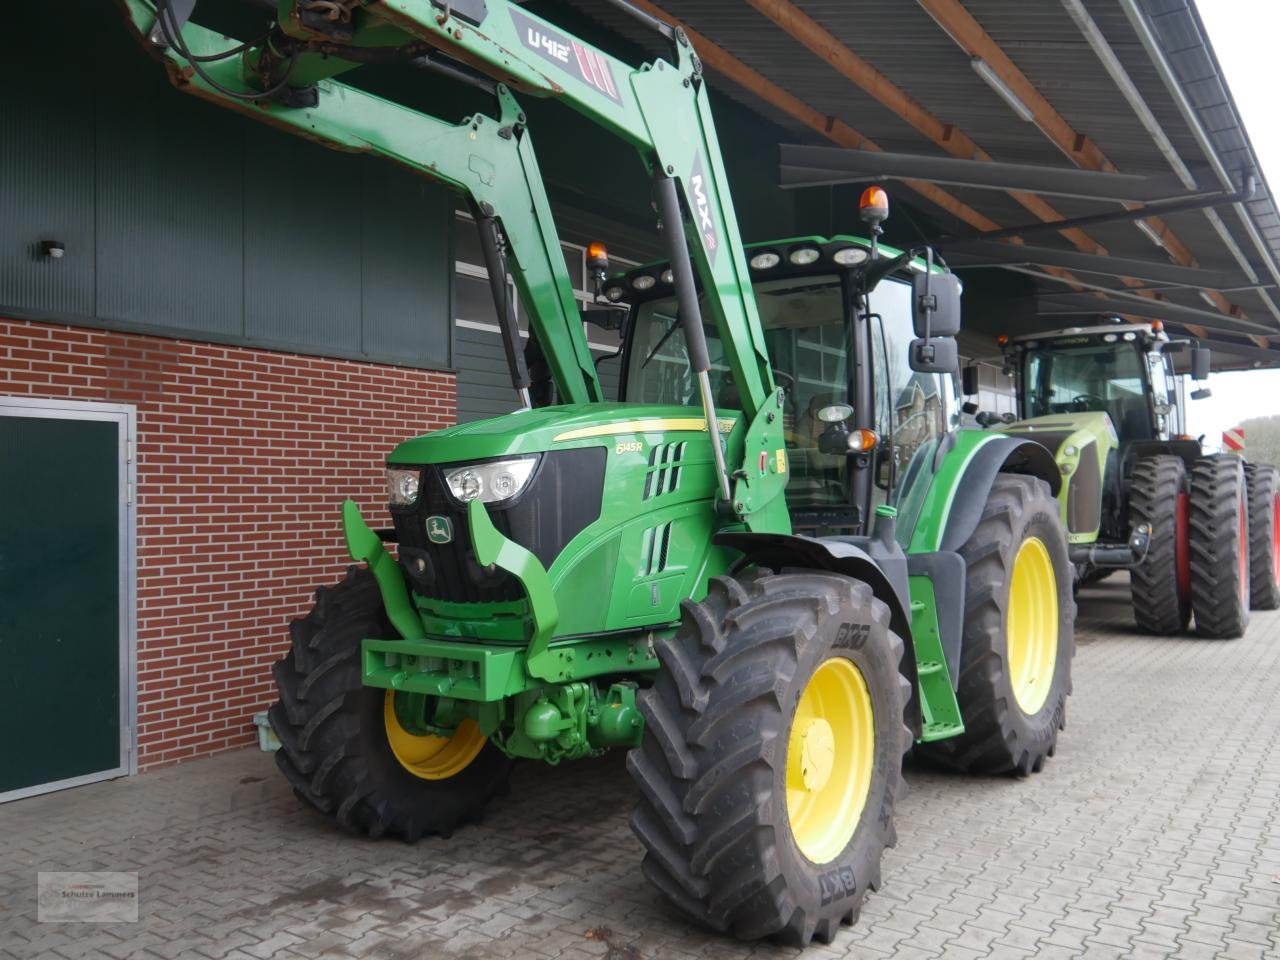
[269,567,513,840]
[1128,455,1191,634]
[918,474,1075,775]
[1245,463,1280,610]
[628,571,912,946]
[1189,456,1251,638]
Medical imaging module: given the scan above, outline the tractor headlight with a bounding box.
[443,457,538,504]
[387,468,421,506]
[832,246,869,266]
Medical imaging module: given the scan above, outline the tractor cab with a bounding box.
[992,319,1210,554]
[611,236,962,535]
[1014,322,1180,444]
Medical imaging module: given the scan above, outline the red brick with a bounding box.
[1,316,456,770]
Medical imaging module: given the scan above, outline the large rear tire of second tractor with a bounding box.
[269,567,513,841]
[628,571,912,946]
[1128,455,1191,634]
[1189,456,1251,638]
[1244,462,1280,610]
[917,474,1075,776]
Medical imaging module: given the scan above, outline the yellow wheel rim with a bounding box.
[785,656,875,864]
[1006,536,1059,715]
[383,691,486,780]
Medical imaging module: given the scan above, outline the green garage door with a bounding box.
[0,399,133,801]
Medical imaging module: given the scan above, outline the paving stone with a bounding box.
[0,577,1277,959]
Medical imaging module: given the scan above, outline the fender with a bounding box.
[934,435,1061,554]
[714,531,923,736]
[911,435,1059,555]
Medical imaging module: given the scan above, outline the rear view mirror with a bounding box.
[961,365,979,396]
[1191,346,1211,381]
[1191,387,1212,401]
[909,337,958,374]
[912,272,961,338]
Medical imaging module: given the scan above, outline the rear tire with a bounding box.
[1244,463,1280,610]
[269,567,513,840]
[1128,455,1191,634]
[628,571,912,946]
[1189,456,1251,638]
[918,474,1075,775]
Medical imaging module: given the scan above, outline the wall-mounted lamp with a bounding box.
[39,240,66,260]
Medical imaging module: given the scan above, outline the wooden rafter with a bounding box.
[914,0,1249,326]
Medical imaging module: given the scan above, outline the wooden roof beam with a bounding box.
[741,0,1111,257]
[914,0,1248,324]
[626,0,1109,303]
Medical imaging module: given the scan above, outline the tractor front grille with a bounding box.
[390,447,606,605]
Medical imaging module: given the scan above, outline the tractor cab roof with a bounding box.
[1010,319,1169,349]
[603,234,943,306]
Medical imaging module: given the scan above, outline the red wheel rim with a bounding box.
[1238,492,1249,608]
[1272,493,1279,587]
[1176,491,1191,600]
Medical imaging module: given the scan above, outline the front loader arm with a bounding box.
[115,0,778,425]
[116,0,604,404]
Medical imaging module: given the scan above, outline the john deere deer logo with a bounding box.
[425,516,453,545]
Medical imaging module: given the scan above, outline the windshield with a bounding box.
[1023,340,1152,440]
[624,275,851,509]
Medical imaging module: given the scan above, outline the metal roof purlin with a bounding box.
[913,0,1260,332]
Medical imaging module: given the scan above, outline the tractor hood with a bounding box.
[388,402,742,466]
[998,412,1118,542]
[999,412,1117,461]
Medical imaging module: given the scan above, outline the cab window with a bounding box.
[624,275,851,508]
[869,278,955,505]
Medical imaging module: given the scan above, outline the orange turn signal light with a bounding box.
[997,334,1010,347]
[586,241,609,269]
[1151,319,1164,332]
[849,428,879,453]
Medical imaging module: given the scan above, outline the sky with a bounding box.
[1184,2,1280,450]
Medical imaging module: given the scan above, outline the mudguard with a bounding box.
[714,531,923,736]
[906,433,1061,554]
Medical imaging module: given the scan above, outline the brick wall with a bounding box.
[0,317,456,769]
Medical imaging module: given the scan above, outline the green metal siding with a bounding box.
[0,5,453,371]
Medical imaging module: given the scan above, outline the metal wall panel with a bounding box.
[0,4,454,372]
[0,9,96,319]
[360,165,453,367]
[94,48,245,338]
[456,326,522,422]
[243,127,363,356]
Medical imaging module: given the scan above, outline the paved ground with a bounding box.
[3,574,1279,960]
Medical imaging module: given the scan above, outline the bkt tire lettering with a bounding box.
[818,865,858,905]
[834,622,870,650]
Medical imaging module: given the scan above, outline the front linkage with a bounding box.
[347,498,650,763]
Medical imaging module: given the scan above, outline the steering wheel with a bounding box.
[1071,393,1103,412]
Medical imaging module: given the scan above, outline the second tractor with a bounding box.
[980,319,1279,638]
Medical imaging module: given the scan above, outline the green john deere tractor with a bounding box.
[979,320,1280,638]
[120,0,1076,944]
